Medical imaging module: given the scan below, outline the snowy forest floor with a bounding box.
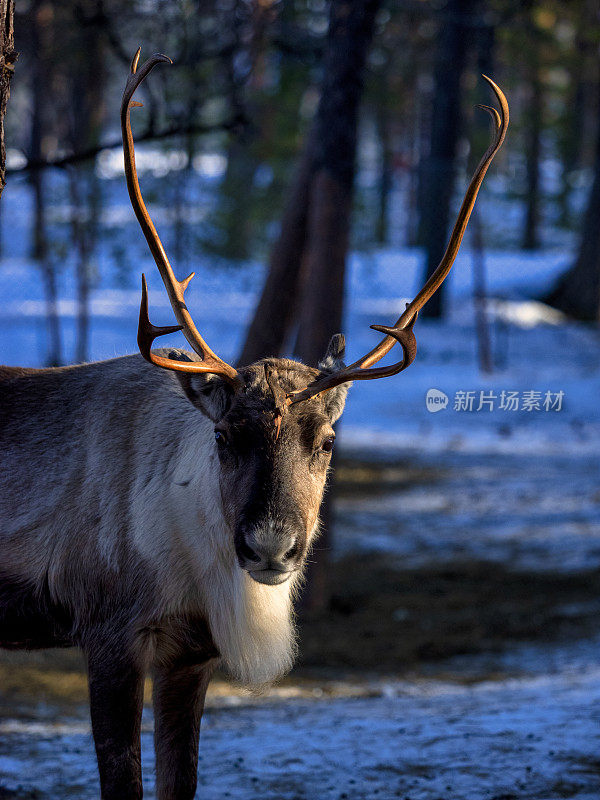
[1,246,600,797]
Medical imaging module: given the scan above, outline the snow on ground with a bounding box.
[1,668,600,799]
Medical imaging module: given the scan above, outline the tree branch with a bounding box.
[7,113,248,175]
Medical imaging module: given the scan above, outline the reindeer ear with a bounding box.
[181,373,234,421]
[318,333,346,372]
[318,334,350,424]
[160,349,235,421]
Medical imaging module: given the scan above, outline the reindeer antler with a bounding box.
[121,48,243,390]
[286,75,509,406]
[123,55,507,407]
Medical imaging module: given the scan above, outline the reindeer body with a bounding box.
[1,355,285,665]
[0,351,345,798]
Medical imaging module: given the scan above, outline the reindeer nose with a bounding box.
[236,527,301,578]
[237,538,262,565]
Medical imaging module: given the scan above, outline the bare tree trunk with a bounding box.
[40,266,61,365]
[68,0,105,363]
[416,0,475,318]
[31,171,62,366]
[29,0,61,366]
[237,0,321,366]
[557,4,591,225]
[522,16,543,251]
[217,138,258,262]
[294,0,380,361]
[238,128,315,364]
[0,0,15,196]
[375,63,392,245]
[544,66,600,322]
[471,11,494,373]
[69,168,100,363]
[210,0,274,264]
[406,72,427,247]
[294,0,381,614]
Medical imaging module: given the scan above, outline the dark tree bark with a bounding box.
[241,0,381,365]
[238,129,315,364]
[556,0,598,227]
[68,167,101,364]
[521,13,543,251]
[236,0,319,366]
[216,137,258,262]
[544,68,600,322]
[29,0,62,367]
[416,0,475,318]
[293,0,380,614]
[67,0,105,363]
[375,62,393,245]
[32,172,62,367]
[294,0,380,362]
[0,0,15,196]
[211,0,271,265]
[470,13,495,374]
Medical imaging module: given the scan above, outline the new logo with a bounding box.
[426,388,449,413]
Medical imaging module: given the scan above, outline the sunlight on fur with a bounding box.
[206,564,302,689]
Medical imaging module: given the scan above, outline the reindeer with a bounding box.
[0,50,508,800]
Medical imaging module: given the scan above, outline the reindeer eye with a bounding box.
[321,436,335,453]
[214,430,227,447]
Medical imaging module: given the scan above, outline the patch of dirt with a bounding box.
[2,555,600,712]
[296,554,600,674]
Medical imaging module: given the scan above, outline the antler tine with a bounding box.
[122,49,243,389]
[286,76,508,406]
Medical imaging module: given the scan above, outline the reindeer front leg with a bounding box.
[153,658,216,800]
[86,643,146,799]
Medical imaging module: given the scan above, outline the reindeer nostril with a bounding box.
[284,540,300,562]
[238,539,262,564]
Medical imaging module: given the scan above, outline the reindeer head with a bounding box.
[121,50,508,586]
[165,345,346,585]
